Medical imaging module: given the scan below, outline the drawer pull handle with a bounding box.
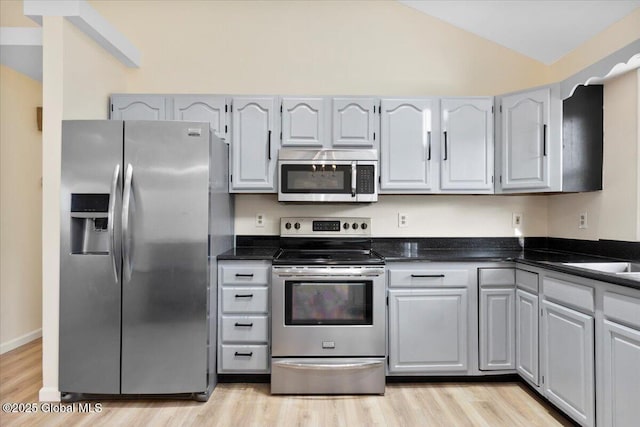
[234,351,253,357]
[411,274,445,278]
[235,322,254,327]
[235,294,254,298]
[235,273,254,277]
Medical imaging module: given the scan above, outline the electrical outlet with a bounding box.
[512,212,523,228]
[398,213,408,228]
[255,213,265,228]
[579,212,588,229]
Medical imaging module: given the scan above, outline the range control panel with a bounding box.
[280,217,371,237]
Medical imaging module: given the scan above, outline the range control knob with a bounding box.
[294,222,301,230]
[361,223,368,230]
[343,222,350,230]
[352,222,359,230]
[285,222,292,230]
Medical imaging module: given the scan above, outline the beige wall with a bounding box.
[0,0,38,27]
[548,70,640,241]
[237,194,547,237]
[0,65,43,353]
[93,0,548,95]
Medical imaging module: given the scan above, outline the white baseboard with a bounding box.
[39,387,61,402]
[0,328,42,355]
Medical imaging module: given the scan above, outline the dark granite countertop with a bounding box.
[216,236,640,290]
[217,246,278,260]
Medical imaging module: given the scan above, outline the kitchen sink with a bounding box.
[562,262,640,281]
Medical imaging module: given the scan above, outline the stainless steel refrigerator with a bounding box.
[59,120,233,400]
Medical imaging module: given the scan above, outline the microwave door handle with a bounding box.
[351,161,357,197]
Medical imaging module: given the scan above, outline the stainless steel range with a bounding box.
[271,217,386,395]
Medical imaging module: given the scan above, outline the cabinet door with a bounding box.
[110,95,166,120]
[542,299,594,427]
[602,320,640,427]
[388,289,468,373]
[380,99,438,192]
[440,98,494,192]
[479,287,515,370]
[500,88,550,190]
[173,95,227,139]
[230,97,277,192]
[332,98,377,147]
[281,97,325,147]
[516,289,539,386]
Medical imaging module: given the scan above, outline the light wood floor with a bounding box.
[1,339,573,427]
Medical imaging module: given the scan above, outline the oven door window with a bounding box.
[284,280,373,325]
[281,164,351,194]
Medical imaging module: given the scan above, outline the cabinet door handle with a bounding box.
[234,352,253,357]
[542,124,547,156]
[235,273,254,277]
[268,130,272,160]
[443,131,448,161]
[411,274,445,278]
[234,294,254,298]
[427,131,432,161]
[234,322,254,327]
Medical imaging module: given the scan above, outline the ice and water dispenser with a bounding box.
[70,193,110,255]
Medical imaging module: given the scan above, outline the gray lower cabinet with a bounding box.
[217,261,271,374]
[515,288,539,386]
[479,268,515,370]
[388,287,468,373]
[601,291,640,427]
[541,299,595,427]
[387,263,476,375]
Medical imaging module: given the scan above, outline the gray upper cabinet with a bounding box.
[280,97,326,148]
[173,95,227,139]
[497,86,561,192]
[380,98,438,192]
[440,98,494,193]
[110,95,167,120]
[332,98,378,148]
[230,97,278,192]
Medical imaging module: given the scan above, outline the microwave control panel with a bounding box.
[356,165,375,194]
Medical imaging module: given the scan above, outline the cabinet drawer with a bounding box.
[543,276,594,313]
[479,268,515,287]
[220,263,270,286]
[388,269,468,288]
[221,287,269,314]
[516,269,539,294]
[221,316,269,343]
[604,292,640,329]
[220,345,269,372]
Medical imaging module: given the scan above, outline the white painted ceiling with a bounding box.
[398,0,640,64]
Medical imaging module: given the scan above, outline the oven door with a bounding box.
[278,160,377,202]
[272,267,386,357]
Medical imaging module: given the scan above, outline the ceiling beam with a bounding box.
[0,27,43,81]
[23,0,140,68]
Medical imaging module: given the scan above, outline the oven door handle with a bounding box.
[273,269,385,277]
[275,360,384,371]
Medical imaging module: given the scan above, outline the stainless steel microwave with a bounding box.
[278,149,378,202]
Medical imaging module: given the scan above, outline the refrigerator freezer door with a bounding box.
[121,121,210,394]
[59,120,123,394]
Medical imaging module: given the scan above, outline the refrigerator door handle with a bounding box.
[122,163,133,282]
[108,164,121,283]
